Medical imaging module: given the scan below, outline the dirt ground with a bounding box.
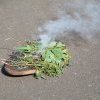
[0,0,100,100]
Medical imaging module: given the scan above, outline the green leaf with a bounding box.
[56,42,65,47]
[48,41,57,47]
[16,45,32,52]
[45,51,52,62]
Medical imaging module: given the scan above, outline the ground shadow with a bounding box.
[1,65,13,77]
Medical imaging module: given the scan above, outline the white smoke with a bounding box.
[38,1,100,50]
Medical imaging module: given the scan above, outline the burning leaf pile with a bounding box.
[6,40,71,79]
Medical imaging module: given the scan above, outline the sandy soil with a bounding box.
[0,0,100,100]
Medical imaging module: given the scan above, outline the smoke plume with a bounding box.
[38,1,100,50]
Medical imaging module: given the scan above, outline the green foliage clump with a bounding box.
[10,40,71,79]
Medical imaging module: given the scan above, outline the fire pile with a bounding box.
[4,40,71,79]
